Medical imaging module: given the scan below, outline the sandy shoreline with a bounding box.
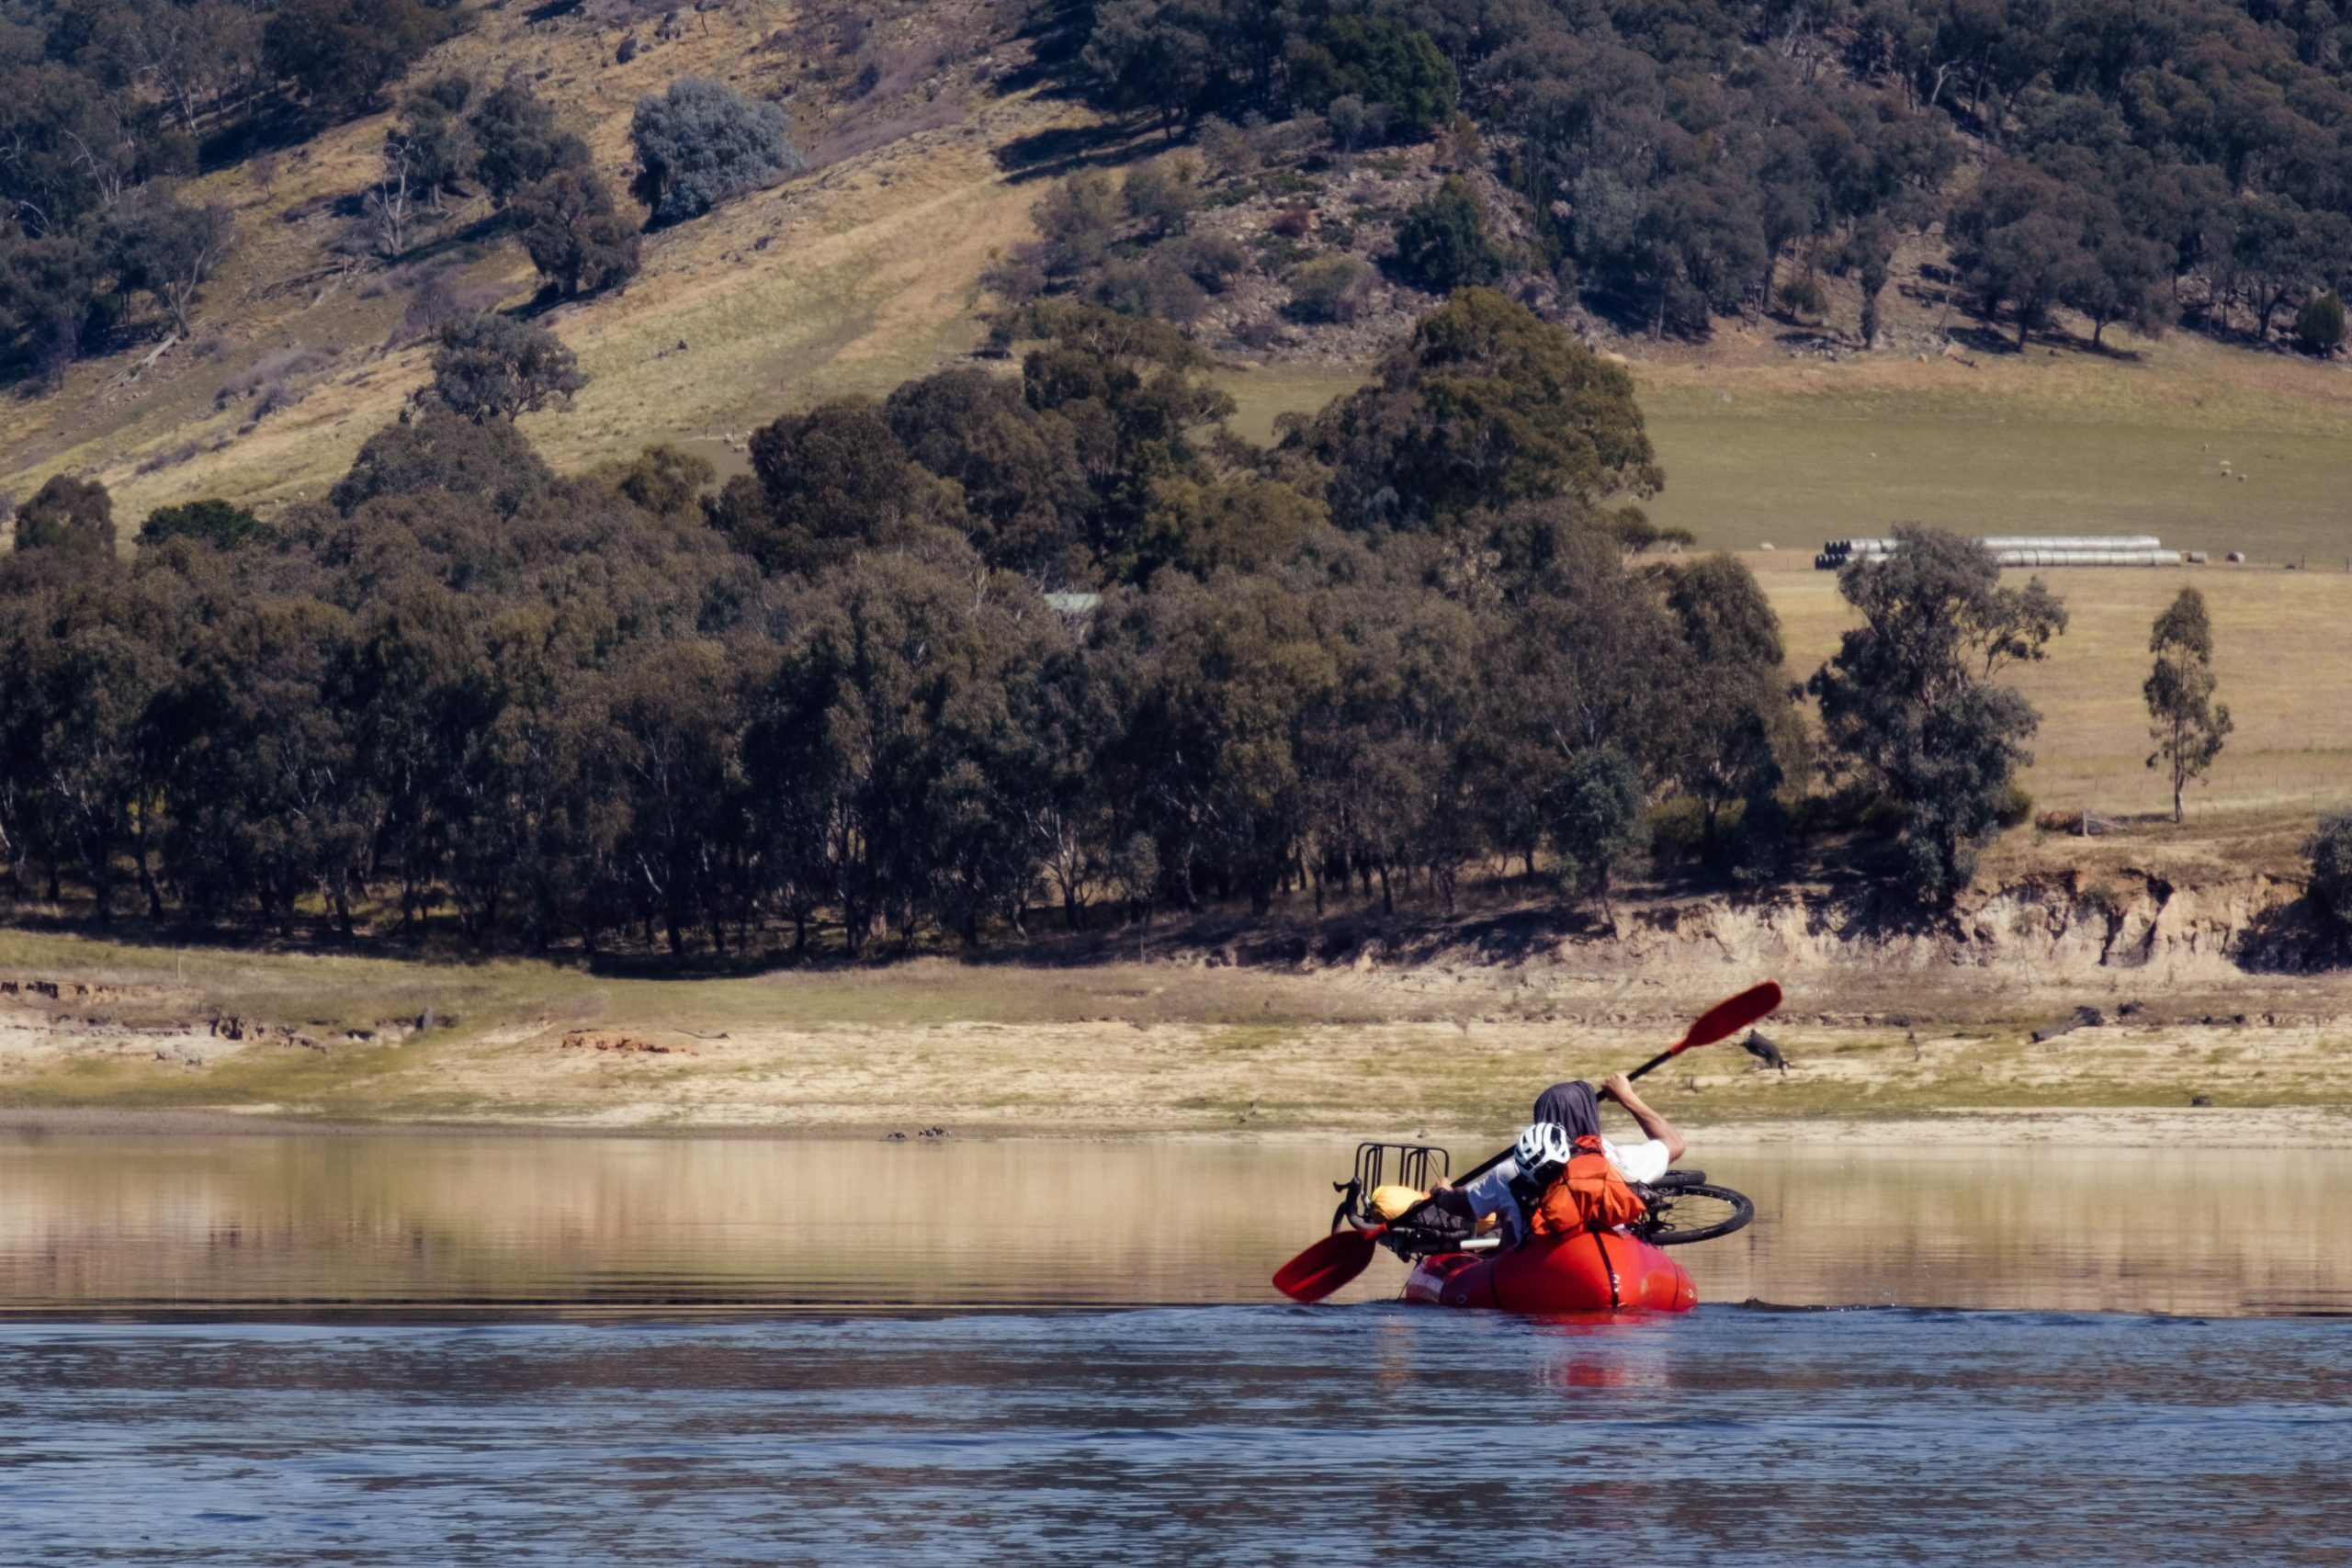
[5,1103,2349,1147]
[7,926,2352,1142]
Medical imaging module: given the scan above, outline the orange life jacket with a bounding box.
[1530,1134,1648,1235]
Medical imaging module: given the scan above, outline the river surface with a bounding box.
[1,1134,2346,1563]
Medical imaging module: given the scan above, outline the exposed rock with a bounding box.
[2031,1006,2106,1043]
[560,1031,691,1055]
[0,979,127,1002]
[1580,868,2320,980]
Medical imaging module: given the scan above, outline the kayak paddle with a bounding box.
[1623,980,1783,1084]
[1269,979,1785,1304]
[1271,1221,1386,1304]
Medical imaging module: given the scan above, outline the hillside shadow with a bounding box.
[197,104,329,174]
[989,0,1094,97]
[993,122,1147,184]
[2236,895,2341,974]
[1945,322,2016,357]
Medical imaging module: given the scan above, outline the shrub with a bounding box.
[1091,255,1208,327]
[630,77,801,228]
[331,405,553,517]
[1234,313,1285,350]
[980,243,1050,305]
[416,73,472,114]
[1393,176,1501,292]
[1288,254,1376,321]
[428,313,588,423]
[1034,172,1122,277]
[1123,155,1202,237]
[1645,796,1710,859]
[1996,783,2035,829]
[2296,291,2346,355]
[1326,95,1390,152]
[140,499,268,549]
[1776,269,1828,321]
[599,445,715,518]
[2307,809,2352,930]
[469,82,591,206]
[1170,233,1251,292]
[12,472,115,555]
[514,168,641,297]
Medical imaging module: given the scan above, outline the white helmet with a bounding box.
[1516,1121,1575,1174]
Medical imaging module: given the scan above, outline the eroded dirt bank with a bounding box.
[1,867,2346,1134]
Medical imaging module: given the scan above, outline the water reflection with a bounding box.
[0,1133,2344,1315]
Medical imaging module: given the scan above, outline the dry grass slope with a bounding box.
[1761,563,2352,858]
[0,0,1075,523]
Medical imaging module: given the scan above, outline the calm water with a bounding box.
[1,1134,2346,1563]
[2,1134,2346,1315]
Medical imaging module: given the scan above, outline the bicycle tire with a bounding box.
[1634,1180,1753,1247]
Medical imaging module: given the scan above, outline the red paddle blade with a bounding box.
[1672,981,1782,1056]
[1272,1228,1379,1303]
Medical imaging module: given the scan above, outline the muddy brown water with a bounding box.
[1,1133,2343,1316]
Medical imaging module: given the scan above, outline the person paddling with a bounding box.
[1409,1076,1686,1247]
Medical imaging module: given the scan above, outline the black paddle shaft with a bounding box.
[1625,1046,1677,1081]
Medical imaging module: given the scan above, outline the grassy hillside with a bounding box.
[1760,564,2352,862]
[1638,330,2352,560]
[8,0,2352,567]
[1220,329,2352,565]
[0,0,1069,523]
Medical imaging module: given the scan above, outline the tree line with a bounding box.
[1071,0,2352,352]
[4,289,2097,956]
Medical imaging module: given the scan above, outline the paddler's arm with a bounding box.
[1600,1072,1686,1162]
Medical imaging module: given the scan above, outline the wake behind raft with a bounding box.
[1291,1142,1754,1314]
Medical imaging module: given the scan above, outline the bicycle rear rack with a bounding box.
[1330,1141,1451,1231]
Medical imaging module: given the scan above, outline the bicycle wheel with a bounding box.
[1636,1181,1753,1247]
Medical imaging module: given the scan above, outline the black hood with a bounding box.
[1531,1079,1601,1142]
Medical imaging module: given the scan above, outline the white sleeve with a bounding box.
[1457,1157,1520,1220]
[1607,1137,1672,1186]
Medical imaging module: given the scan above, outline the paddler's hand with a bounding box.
[1599,1072,1635,1105]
